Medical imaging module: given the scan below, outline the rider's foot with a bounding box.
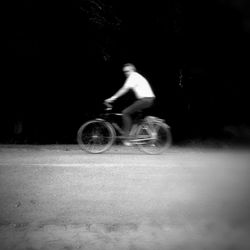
[123,140,132,146]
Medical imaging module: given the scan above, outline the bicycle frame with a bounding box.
[97,114,141,141]
[77,102,172,154]
[98,103,159,144]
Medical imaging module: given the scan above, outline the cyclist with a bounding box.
[105,63,155,146]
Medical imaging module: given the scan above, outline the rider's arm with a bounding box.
[106,85,130,102]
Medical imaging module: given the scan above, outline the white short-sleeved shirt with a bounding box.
[124,72,155,99]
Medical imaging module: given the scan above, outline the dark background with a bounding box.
[1,0,250,144]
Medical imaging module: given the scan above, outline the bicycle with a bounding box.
[77,102,172,154]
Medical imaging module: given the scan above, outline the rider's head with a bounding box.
[123,63,136,77]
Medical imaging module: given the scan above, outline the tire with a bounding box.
[136,121,172,154]
[77,120,115,153]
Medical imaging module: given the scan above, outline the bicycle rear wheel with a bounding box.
[136,121,172,154]
[77,120,115,153]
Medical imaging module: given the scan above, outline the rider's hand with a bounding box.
[105,97,114,103]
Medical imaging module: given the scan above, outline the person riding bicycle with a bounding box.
[105,63,155,146]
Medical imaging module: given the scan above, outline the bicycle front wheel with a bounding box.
[77,120,115,153]
[136,121,172,154]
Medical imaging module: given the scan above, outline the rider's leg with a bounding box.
[122,97,155,140]
[121,111,132,139]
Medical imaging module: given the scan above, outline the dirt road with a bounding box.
[0,145,250,250]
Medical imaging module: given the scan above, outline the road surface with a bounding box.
[0,144,250,250]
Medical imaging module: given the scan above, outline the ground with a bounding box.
[0,144,250,250]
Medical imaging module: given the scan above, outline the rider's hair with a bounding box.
[123,63,136,71]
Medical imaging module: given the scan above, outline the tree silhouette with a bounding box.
[80,0,122,62]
